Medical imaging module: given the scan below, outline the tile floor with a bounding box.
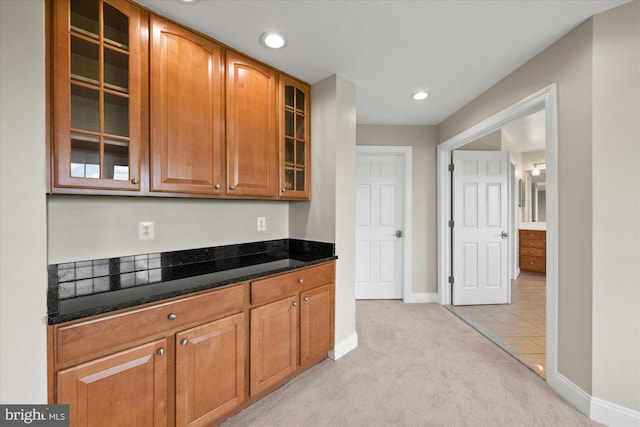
[448,271,547,377]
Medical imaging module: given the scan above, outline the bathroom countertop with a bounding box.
[48,239,336,324]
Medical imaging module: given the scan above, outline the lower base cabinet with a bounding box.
[250,265,335,398]
[250,296,298,396]
[176,313,245,427]
[57,339,168,427]
[300,283,334,367]
[51,262,335,426]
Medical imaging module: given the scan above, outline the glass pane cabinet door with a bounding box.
[53,0,142,191]
[279,76,310,199]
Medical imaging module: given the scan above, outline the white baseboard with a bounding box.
[549,371,640,426]
[591,397,640,427]
[403,292,439,303]
[329,331,358,361]
[548,372,591,417]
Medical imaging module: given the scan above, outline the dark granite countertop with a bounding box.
[48,239,336,324]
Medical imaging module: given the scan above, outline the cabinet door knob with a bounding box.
[292,302,298,307]
[281,188,286,193]
[180,339,189,346]
[303,296,310,302]
[214,184,221,189]
[157,348,165,356]
[168,313,177,320]
[229,185,236,190]
[298,278,304,284]
[131,178,139,185]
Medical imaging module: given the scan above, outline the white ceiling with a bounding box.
[137,0,627,125]
[502,109,546,153]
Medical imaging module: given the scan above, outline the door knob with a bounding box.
[500,231,509,239]
[395,230,403,238]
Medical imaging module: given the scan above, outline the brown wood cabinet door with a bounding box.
[52,0,143,191]
[57,339,167,427]
[300,283,334,367]
[250,296,298,396]
[149,16,225,195]
[279,75,311,199]
[226,52,278,197]
[175,313,245,427]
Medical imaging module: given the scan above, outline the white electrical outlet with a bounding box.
[139,221,155,240]
[257,217,267,232]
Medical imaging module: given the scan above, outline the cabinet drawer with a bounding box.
[519,230,545,241]
[520,239,545,249]
[56,284,245,365]
[251,262,335,306]
[520,256,546,273]
[519,247,544,257]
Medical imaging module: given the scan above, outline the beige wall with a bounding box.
[291,75,357,357]
[0,0,48,402]
[592,1,640,411]
[439,20,595,392]
[457,129,502,151]
[48,197,288,263]
[356,125,439,295]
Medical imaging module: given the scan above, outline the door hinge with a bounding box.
[448,276,454,284]
[448,164,454,172]
[448,220,454,228]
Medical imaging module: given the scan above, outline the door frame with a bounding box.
[436,84,558,381]
[356,145,412,302]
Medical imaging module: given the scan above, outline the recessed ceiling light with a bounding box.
[260,32,286,49]
[411,91,429,101]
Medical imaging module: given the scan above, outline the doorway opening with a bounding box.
[437,85,557,382]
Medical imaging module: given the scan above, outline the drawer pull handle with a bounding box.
[303,296,310,302]
[168,313,177,320]
[529,243,534,246]
[298,278,304,284]
[530,262,534,265]
[157,348,165,356]
[292,302,298,307]
[180,339,189,346]
[214,184,221,189]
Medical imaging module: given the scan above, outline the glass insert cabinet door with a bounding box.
[280,75,310,199]
[52,0,142,190]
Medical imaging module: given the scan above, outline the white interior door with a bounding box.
[452,150,510,305]
[355,153,403,299]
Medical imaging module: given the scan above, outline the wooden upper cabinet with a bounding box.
[52,0,143,191]
[225,52,278,197]
[279,75,311,199]
[149,16,225,195]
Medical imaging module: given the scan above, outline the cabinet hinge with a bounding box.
[448,164,454,172]
[448,276,454,284]
[448,220,454,228]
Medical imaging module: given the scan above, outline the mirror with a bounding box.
[524,169,546,222]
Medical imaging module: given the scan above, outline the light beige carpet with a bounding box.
[222,300,599,427]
